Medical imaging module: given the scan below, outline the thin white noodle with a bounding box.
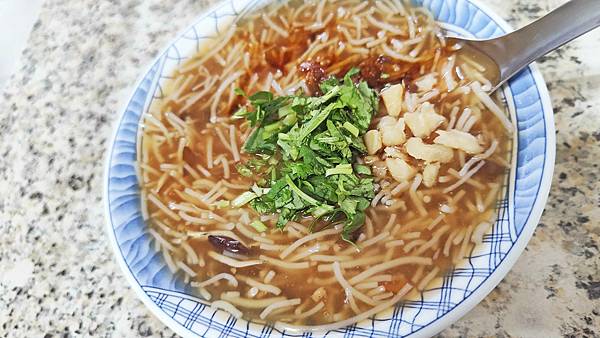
[219,157,230,180]
[288,243,326,262]
[307,13,334,31]
[240,276,282,295]
[206,136,213,168]
[183,162,201,180]
[365,216,374,239]
[275,284,413,333]
[293,302,324,320]
[471,82,512,131]
[385,239,405,248]
[417,266,440,291]
[147,194,181,221]
[391,181,410,195]
[210,71,243,123]
[260,255,311,269]
[264,270,276,284]
[459,139,499,176]
[443,161,485,193]
[162,249,178,273]
[221,294,286,309]
[148,228,175,252]
[259,243,287,251]
[262,14,289,37]
[415,225,451,255]
[181,78,218,113]
[349,257,432,285]
[208,251,262,268]
[165,112,187,135]
[192,273,238,288]
[318,255,384,272]
[455,108,472,131]
[260,298,301,319]
[352,1,369,14]
[441,56,457,91]
[236,222,274,244]
[365,14,403,35]
[309,255,353,262]
[446,106,460,130]
[426,214,445,230]
[382,44,423,63]
[472,221,490,244]
[178,211,215,225]
[271,78,285,96]
[462,115,478,132]
[181,241,199,265]
[144,114,170,139]
[181,26,236,73]
[176,261,197,277]
[279,228,341,259]
[332,262,377,306]
[443,230,458,256]
[372,292,394,301]
[228,125,241,162]
[371,189,387,207]
[403,239,427,253]
[211,300,242,318]
[355,281,379,290]
[409,175,428,217]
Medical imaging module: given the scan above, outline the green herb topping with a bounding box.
[233,69,378,242]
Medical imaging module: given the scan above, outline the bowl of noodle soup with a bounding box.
[104,0,555,336]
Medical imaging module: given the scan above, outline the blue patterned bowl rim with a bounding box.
[104,0,555,337]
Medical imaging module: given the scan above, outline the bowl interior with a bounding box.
[105,0,555,337]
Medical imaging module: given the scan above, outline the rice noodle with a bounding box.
[471,82,512,131]
[208,251,262,268]
[443,161,486,193]
[292,302,325,320]
[279,228,341,259]
[366,14,404,35]
[414,225,450,255]
[147,194,181,221]
[471,221,490,244]
[317,255,384,272]
[260,298,300,319]
[211,300,243,318]
[181,25,236,73]
[192,273,238,288]
[417,266,439,291]
[210,71,243,123]
[260,255,311,269]
[240,276,282,295]
[349,257,432,285]
[221,294,286,309]
[332,262,377,311]
[176,261,197,277]
[275,284,412,333]
[264,270,276,284]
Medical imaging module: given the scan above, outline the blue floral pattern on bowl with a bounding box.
[104,0,555,336]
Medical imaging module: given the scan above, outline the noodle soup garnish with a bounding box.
[139,0,511,330]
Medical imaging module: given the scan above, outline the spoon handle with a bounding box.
[494,0,600,84]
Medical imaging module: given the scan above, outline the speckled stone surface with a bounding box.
[0,0,598,337]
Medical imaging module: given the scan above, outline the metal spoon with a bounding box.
[447,0,600,92]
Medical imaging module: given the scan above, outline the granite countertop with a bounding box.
[0,0,598,337]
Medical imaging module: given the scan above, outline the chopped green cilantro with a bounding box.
[232,69,378,242]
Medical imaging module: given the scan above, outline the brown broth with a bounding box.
[139,0,511,328]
